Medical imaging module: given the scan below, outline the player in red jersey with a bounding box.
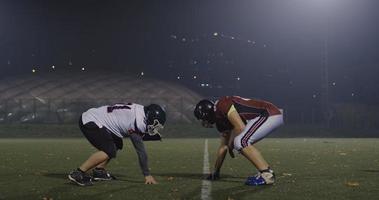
[194,96,284,186]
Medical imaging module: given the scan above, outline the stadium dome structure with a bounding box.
[0,72,202,123]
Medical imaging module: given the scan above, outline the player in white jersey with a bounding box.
[68,103,166,186]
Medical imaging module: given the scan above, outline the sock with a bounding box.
[260,167,273,174]
[77,168,85,173]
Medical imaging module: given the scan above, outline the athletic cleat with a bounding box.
[92,168,116,181]
[246,172,261,181]
[68,169,93,186]
[245,172,275,186]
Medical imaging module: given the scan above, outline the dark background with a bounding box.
[1,0,379,133]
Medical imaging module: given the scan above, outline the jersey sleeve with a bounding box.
[129,134,150,176]
[214,96,234,132]
[135,104,147,133]
[215,96,234,116]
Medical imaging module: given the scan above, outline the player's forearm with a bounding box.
[137,152,150,176]
[133,143,150,176]
[130,134,150,176]
[214,145,228,172]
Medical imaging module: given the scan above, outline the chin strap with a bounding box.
[142,133,162,141]
[201,120,214,128]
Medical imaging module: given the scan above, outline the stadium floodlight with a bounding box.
[81,67,85,71]
[307,0,341,10]
[141,72,144,76]
[32,69,36,73]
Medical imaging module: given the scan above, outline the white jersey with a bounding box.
[81,103,146,138]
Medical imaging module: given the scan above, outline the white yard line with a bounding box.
[201,139,212,200]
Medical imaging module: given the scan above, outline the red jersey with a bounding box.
[214,96,281,132]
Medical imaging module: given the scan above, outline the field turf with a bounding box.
[0,138,378,200]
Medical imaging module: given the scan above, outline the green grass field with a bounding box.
[0,138,378,200]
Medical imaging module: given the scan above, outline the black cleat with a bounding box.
[92,168,116,181]
[68,169,93,186]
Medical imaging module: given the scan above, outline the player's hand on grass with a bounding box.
[144,175,157,184]
[227,137,235,158]
[227,143,235,158]
[228,147,235,158]
[206,172,220,181]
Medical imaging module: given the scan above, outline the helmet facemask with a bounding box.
[147,119,164,136]
[144,104,166,136]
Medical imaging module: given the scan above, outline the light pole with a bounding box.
[321,3,331,128]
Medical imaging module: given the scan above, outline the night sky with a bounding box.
[1,0,379,106]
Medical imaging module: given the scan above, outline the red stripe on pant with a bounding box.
[241,116,267,148]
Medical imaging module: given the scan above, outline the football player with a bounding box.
[68,103,166,186]
[194,96,283,186]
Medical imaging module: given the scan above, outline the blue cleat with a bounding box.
[245,172,275,186]
[246,173,261,181]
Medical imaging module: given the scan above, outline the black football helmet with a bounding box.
[144,104,166,135]
[194,99,216,127]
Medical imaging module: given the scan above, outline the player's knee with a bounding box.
[233,137,243,151]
